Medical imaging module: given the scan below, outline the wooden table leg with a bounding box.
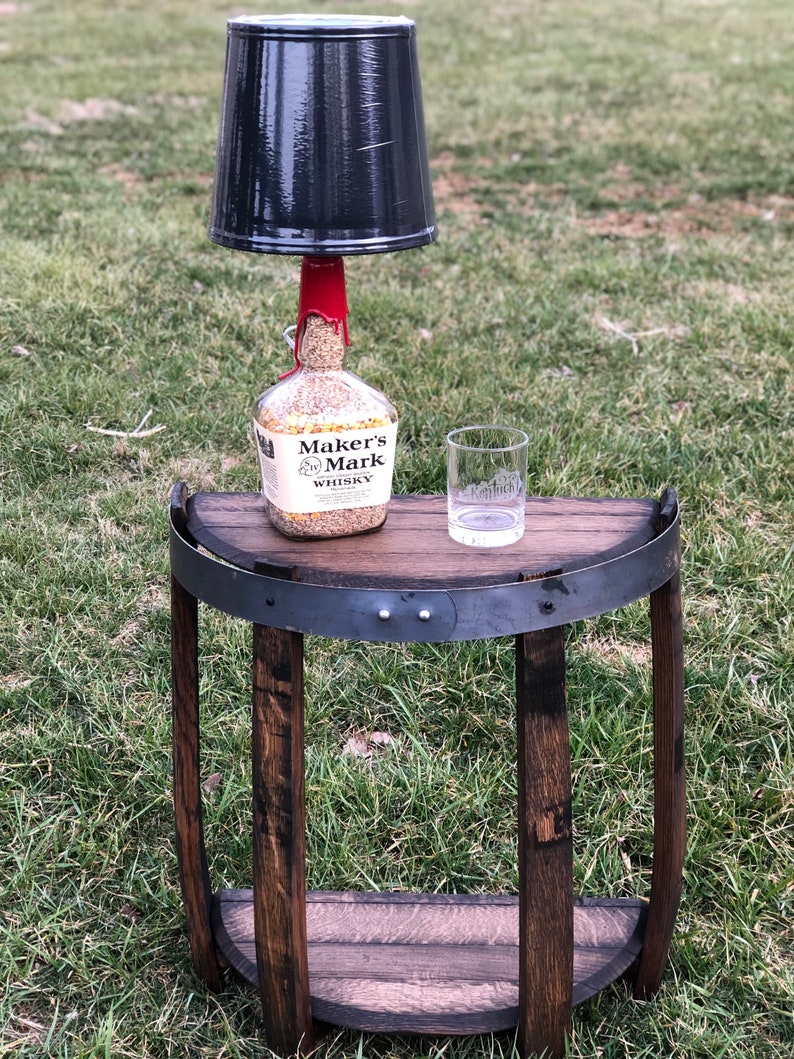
[171,572,222,991]
[516,622,573,1059]
[252,622,314,1056]
[633,503,686,998]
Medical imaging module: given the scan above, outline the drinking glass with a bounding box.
[446,425,528,547]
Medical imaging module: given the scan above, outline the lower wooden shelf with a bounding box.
[212,889,647,1035]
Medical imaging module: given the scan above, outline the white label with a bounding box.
[253,420,397,513]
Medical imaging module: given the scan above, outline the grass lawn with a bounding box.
[1,0,792,1056]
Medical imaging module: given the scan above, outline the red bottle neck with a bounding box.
[280,256,350,378]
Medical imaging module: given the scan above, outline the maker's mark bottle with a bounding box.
[253,257,398,540]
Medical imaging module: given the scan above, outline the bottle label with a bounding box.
[253,420,398,513]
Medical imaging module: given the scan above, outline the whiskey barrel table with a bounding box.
[169,486,685,1059]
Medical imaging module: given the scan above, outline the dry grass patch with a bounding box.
[431,151,570,225]
[59,98,139,123]
[580,170,794,238]
[578,633,652,669]
[681,278,766,306]
[98,164,146,191]
[429,154,794,244]
[430,151,486,219]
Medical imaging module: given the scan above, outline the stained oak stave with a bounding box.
[212,890,647,1034]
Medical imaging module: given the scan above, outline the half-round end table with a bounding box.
[169,487,685,1059]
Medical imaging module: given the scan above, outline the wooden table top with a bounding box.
[182,492,662,591]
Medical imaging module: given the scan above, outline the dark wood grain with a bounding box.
[171,570,221,991]
[634,490,686,998]
[184,493,659,589]
[515,614,573,1059]
[251,607,314,1054]
[211,890,647,1034]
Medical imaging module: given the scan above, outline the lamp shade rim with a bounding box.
[228,14,415,39]
[208,225,438,256]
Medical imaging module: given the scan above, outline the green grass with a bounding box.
[1,0,792,1056]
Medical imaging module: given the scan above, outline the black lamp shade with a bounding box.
[209,15,437,256]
